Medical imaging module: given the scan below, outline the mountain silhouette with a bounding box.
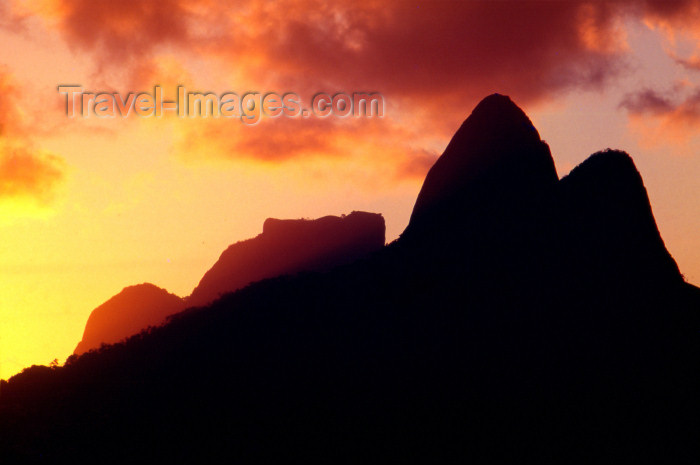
[74,283,184,355]
[187,211,386,307]
[556,149,681,282]
[407,93,558,239]
[73,211,386,354]
[1,94,697,464]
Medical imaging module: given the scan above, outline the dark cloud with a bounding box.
[621,87,700,122]
[641,0,700,20]
[619,89,676,115]
[41,0,700,166]
[620,86,700,146]
[47,1,631,108]
[55,0,192,63]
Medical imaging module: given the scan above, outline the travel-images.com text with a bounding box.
[58,86,384,124]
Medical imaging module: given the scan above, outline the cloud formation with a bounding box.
[0,70,65,204]
[640,0,700,70]
[39,0,192,63]
[175,114,437,181]
[0,145,65,202]
[0,1,28,33]
[620,86,700,149]
[43,1,629,102]
[619,89,677,116]
[29,1,700,173]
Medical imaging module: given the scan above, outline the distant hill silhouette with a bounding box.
[1,94,697,464]
[74,283,184,355]
[73,211,386,354]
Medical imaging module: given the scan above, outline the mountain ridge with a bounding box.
[73,211,386,354]
[187,210,385,307]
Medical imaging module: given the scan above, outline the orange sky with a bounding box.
[1,0,699,379]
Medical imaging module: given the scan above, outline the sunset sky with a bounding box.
[1,0,699,379]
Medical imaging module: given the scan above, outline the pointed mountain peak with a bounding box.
[470,93,538,132]
[405,94,558,236]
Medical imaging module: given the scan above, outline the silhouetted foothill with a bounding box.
[74,283,184,355]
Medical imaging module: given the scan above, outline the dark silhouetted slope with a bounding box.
[187,211,386,307]
[73,212,385,354]
[1,95,697,464]
[74,283,184,355]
